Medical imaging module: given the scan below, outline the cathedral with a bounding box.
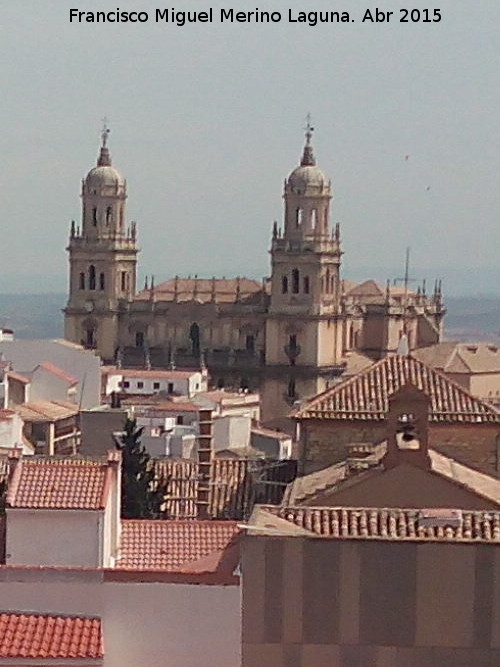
[64,125,444,423]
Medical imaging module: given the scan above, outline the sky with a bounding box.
[1,0,499,296]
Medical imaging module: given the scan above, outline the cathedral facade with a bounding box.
[64,127,444,423]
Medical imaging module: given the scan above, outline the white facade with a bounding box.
[104,369,206,398]
[0,339,100,408]
[0,411,27,453]
[0,574,240,667]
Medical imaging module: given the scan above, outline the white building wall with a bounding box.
[0,578,241,667]
[0,340,100,408]
[30,367,73,404]
[6,509,102,567]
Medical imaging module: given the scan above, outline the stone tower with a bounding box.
[262,124,345,421]
[64,127,138,360]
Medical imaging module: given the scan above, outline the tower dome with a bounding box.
[286,121,330,194]
[84,126,125,191]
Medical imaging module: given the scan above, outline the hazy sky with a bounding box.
[2,0,499,295]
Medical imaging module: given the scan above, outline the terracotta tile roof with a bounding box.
[117,519,239,571]
[295,354,500,423]
[121,395,199,411]
[0,612,102,659]
[259,505,500,543]
[16,400,78,422]
[414,342,500,374]
[155,458,295,520]
[6,456,114,510]
[134,277,265,304]
[37,362,78,386]
[6,371,30,385]
[0,409,16,422]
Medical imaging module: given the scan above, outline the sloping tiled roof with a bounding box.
[155,458,295,520]
[6,456,114,510]
[135,277,265,304]
[295,354,500,423]
[0,612,102,659]
[414,342,500,374]
[283,446,500,508]
[105,368,199,380]
[16,400,78,423]
[259,505,500,543]
[37,362,78,386]
[117,519,239,571]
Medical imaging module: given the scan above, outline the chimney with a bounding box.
[383,384,431,470]
[104,450,122,567]
[197,409,213,519]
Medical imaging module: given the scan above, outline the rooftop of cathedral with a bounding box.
[134,276,269,304]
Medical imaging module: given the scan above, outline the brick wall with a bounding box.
[300,420,500,476]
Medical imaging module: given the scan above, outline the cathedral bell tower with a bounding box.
[64,125,138,360]
[262,122,344,420]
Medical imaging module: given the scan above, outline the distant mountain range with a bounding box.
[0,293,498,343]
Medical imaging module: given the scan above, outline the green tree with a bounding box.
[114,417,165,519]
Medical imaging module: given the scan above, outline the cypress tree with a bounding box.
[114,417,165,519]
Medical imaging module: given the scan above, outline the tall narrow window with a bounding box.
[121,271,127,291]
[245,334,255,353]
[292,268,300,294]
[135,332,144,348]
[303,276,310,294]
[325,268,331,294]
[287,378,296,399]
[88,265,96,291]
[106,206,112,225]
[79,272,85,290]
[92,207,97,226]
[311,209,317,231]
[295,208,300,227]
[282,276,288,294]
[86,328,95,348]
[99,273,105,290]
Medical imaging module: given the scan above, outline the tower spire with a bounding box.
[97,117,112,167]
[300,113,316,167]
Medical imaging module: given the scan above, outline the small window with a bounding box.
[99,273,105,290]
[292,269,300,294]
[167,382,174,393]
[282,276,288,294]
[123,381,130,389]
[137,381,144,389]
[79,272,85,290]
[245,334,255,352]
[176,415,184,425]
[135,332,144,348]
[92,207,97,226]
[153,382,160,390]
[121,271,127,292]
[106,206,112,225]
[303,276,310,294]
[287,378,296,399]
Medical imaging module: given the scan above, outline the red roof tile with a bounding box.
[0,612,103,659]
[117,519,240,571]
[259,505,500,543]
[6,457,114,510]
[296,354,500,423]
[135,277,265,304]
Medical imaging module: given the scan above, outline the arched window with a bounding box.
[303,276,310,294]
[88,265,96,291]
[282,276,288,294]
[79,272,85,290]
[106,206,112,225]
[292,268,300,294]
[99,273,105,290]
[189,322,200,357]
[92,208,97,226]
